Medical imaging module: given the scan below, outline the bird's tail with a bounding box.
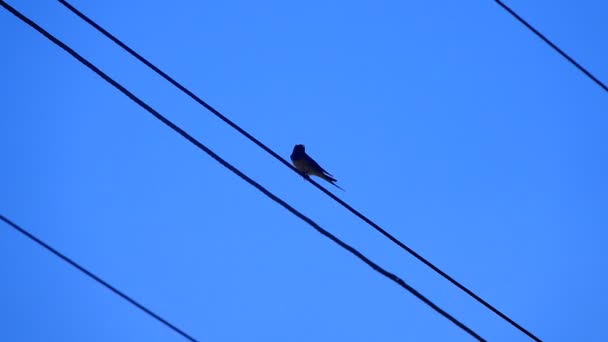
[322,173,344,191]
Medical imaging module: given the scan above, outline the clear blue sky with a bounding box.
[1,1,607,341]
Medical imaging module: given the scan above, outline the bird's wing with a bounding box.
[306,155,333,176]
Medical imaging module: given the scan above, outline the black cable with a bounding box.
[0,215,198,342]
[55,1,541,341]
[0,2,486,340]
[496,0,608,93]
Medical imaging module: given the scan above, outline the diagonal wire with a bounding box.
[495,0,608,93]
[56,1,541,341]
[0,214,198,342]
[0,2,486,340]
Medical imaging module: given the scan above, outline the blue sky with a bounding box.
[1,1,607,341]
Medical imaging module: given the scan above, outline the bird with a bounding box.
[290,144,343,190]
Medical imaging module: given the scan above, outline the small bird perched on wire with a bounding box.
[290,144,343,190]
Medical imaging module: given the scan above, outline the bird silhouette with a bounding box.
[290,144,343,190]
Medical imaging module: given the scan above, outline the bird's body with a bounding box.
[290,144,343,190]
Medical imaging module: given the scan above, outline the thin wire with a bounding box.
[0,3,486,340]
[496,0,608,93]
[0,215,198,342]
[55,1,541,341]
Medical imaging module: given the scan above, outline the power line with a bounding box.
[1,2,486,340]
[0,214,198,342]
[496,0,608,93]
[55,1,541,341]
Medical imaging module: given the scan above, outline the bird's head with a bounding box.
[293,144,305,153]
